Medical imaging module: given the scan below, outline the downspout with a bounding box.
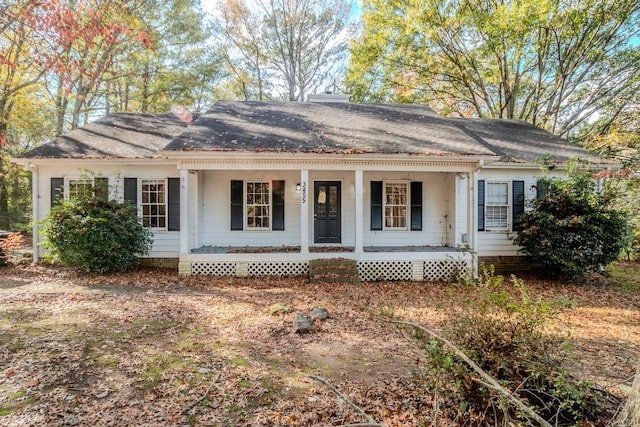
[30,163,39,263]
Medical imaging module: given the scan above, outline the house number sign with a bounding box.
[301,182,307,204]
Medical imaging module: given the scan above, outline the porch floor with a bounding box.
[190,245,463,254]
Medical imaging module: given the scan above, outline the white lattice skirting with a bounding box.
[424,259,470,281]
[184,259,470,282]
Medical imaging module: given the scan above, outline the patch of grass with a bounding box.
[137,353,189,387]
[94,354,119,368]
[230,356,250,367]
[0,392,36,417]
[608,262,640,291]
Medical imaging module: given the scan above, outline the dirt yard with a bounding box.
[0,263,639,426]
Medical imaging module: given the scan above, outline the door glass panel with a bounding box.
[317,185,326,217]
[329,186,337,216]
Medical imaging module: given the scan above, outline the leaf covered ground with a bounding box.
[0,263,639,426]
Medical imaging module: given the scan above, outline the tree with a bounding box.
[106,0,224,114]
[348,0,640,138]
[217,0,268,101]
[514,164,630,276]
[215,0,353,101]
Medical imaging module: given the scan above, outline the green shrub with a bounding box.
[41,198,152,273]
[418,270,603,425]
[514,167,629,277]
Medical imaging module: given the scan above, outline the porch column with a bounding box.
[179,168,190,254]
[31,164,40,263]
[300,169,309,254]
[354,169,364,253]
[468,167,479,276]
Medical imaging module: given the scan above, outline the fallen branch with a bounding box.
[386,319,553,427]
[613,358,640,427]
[305,374,385,427]
[181,371,221,414]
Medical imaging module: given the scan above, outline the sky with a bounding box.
[200,0,362,21]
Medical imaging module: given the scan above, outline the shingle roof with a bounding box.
[454,118,601,163]
[20,113,192,159]
[18,101,601,164]
[163,101,496,156]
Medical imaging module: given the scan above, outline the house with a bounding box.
[14,99,608,281]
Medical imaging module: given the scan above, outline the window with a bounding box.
[246,181,270,229]
[485,182,509,230]
[384,182,408,229]
[141,179,166,228]
[67,178,93,200]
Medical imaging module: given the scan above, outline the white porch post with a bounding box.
[468,166,479,276]
[355,169,363,253]
[179,168,190,254]
[31,164,39,263]
[300,169,309,254]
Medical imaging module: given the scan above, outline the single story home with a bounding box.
[14,96,608,281]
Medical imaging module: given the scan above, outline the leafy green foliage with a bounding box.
[421,270,602,425]
[514,167,630,276]
[41,198,152,273]
[348,0,640,138]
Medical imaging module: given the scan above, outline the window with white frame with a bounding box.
[246,181,270,229]
[67,178,93,200]
[485,182,509,230]
[141,179,166,228]
[384,181,408,229]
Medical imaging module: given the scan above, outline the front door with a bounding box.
[314,181,341,243]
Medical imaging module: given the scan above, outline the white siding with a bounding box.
[476,168,562,256]
[198,170,302,247]
[34,162,180,258]
[455,174,469,246]
[363,172,455,247]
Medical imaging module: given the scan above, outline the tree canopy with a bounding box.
[347,0,640,139]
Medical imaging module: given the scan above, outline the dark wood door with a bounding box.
[314,181,341,243]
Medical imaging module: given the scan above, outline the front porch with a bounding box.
[180,245,472,282]
[175,155,482,281]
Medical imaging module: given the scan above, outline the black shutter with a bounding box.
[512,180,525,231]
[477,179,485,231]
[536,179,548,199]
[94,177,109,201]
[230,180,243,231]
[124,178,137,205]
[167,178,180,231]
[51,177,64,207]
[410,181,422,231]
[272,180,285,231]
[370,181,383,231]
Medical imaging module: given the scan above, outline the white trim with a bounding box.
[382,180,410,231]
[64,176,93,200]
[244,180,272,231]
[139,178,168,231]
[31,164,40,263]
[484,181,510,231]
[312,179,343,245]
[179,169,189,254]
[300,170,309,253]
[354,170,364,253]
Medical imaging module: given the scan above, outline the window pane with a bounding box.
[246,181,270,228]
[487,183,508,205]
[384,182,408,229]
[141,179,167,229]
